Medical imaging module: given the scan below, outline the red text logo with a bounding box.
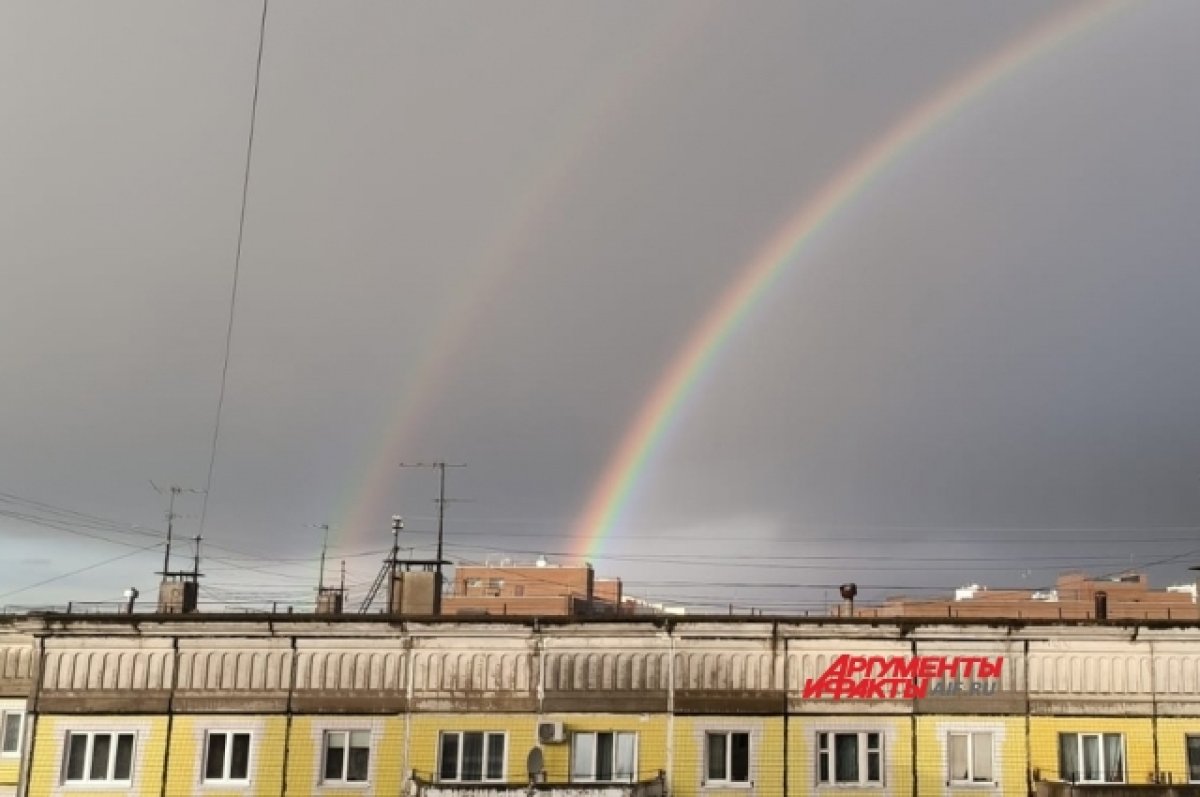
[802,654,1004,700]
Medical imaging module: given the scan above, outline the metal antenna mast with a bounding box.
[399,462,465,614]
[150,482,205,577]
[161,485,180,575]
[309,523,331,593]
[191,534,203,580]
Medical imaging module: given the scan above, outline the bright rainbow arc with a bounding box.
[570,1,1129,560]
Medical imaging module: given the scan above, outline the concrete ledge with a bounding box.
[291,691,408,714]
[410,695,539,713]
[173,692,289,713]
[0,680,32,699]
[674,689,786,715]
[39,689,171,713]
[542,690,668,714]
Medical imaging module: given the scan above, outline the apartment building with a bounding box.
[856,572,1199,621]
[2,614,1200,796]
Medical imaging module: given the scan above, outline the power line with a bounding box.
[0,542,162,601]
[197,0,270,540]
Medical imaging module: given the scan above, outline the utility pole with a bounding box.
[398,462,464,614]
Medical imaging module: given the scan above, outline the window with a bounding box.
[438,732,505,782]
[204,731,250,783]
[572,732,636,783]
[948,732,993,784]
[706,731,750,784]
[1,711,23,756]
[1059,733,1124,784]
[1188,736,1200,783]
[63,732,135,783]
[817,732,882,786]
[323,730,370,783]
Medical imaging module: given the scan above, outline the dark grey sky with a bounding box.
[2,1,1199,613]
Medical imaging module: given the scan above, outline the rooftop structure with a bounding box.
[442,560,626,617]
[854,571,1199,620]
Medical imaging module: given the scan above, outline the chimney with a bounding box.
[157,578,198,614]
[315,587,344,615]
[839,583,858,617]
[391,570,436,616]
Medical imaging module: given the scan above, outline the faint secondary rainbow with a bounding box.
[571,0,1130,559]
[331,5,720,553]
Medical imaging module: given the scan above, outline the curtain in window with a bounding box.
[462,732,484,781]
[614,733,635,782]
[817,734,829,783]
[348,731,370,782]
[596,733,615,781]
[707,733,726,780]
[230,734,250,780]
[1103,734,1123,783]
[949,734,969,781]
[65,735,87,781]
[90,734,111,780]
[205,735,226,780]
[731,733,749,782]
[972,734,992,782]
[439,734,459,781]
[834,734,859,783]
[866,734,881,783]
[1059,734,1078,782]
[1082,735,1101,782]
[572,734,595,780]
[486,733,505,780]
[113,735,134,781]
[1,714,19,753]
[325,733,345,780]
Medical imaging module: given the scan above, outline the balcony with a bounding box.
[410,773,666,797]
[1035,783,1200,797]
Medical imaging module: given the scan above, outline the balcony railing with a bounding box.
[410,772,666,797]
[1035,783,1200,797]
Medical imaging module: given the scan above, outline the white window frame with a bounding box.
[1187,735,1200,784]
[1058,732,1125,784]
[437,731,507,783]
[202,730,252,784]
[321,729,371,785]
[571,731,638,783]
[816,731,883,787]
[1,710,23,757]
[705,730,751,785]
[62,731,136,784]
[947,731,995,786]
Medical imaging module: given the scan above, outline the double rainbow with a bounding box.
[570,1,1129,559]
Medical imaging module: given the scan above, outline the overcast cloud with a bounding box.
[2,1,1199,613]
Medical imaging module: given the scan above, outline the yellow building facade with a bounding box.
[1,616,1199,796]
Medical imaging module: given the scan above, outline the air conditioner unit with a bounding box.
[537,721,565,744]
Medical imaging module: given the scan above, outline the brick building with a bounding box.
[441,561,625,617]
[853,571,1199,621]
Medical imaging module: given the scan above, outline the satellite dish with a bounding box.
[526,747,545,781]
